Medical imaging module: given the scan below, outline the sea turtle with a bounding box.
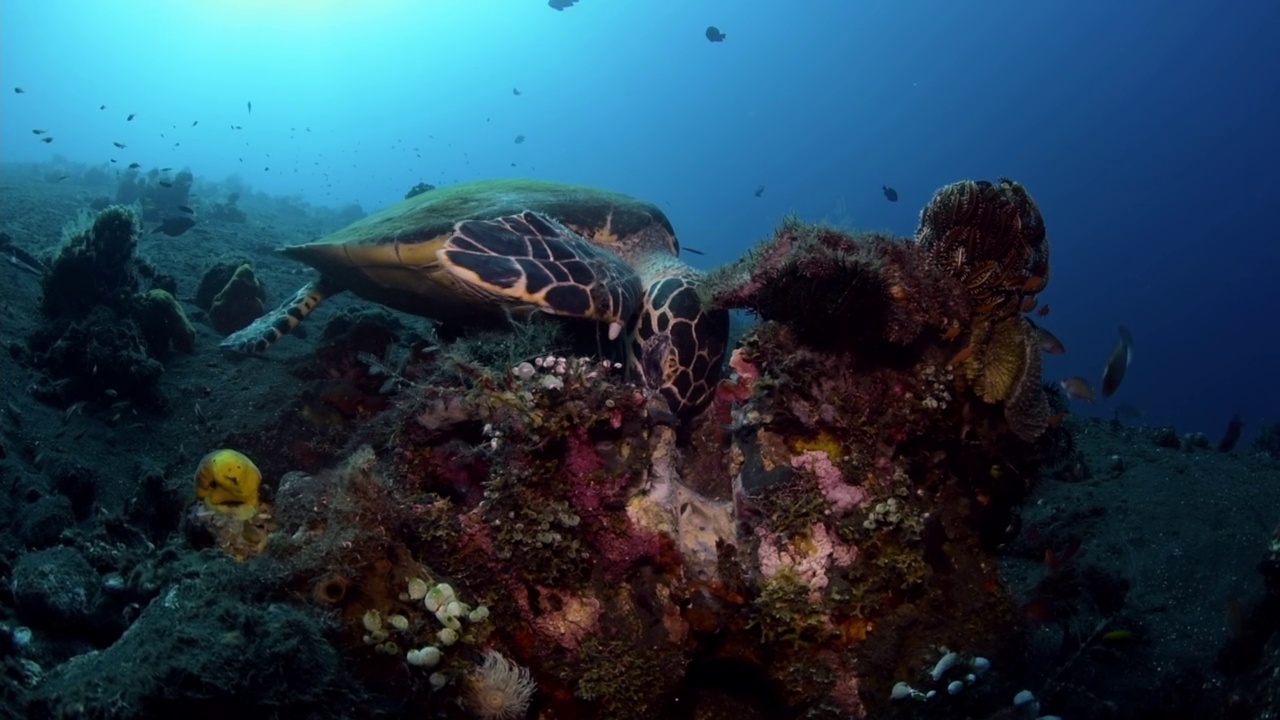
[221,178,729,420]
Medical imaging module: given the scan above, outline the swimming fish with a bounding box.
[883,185,898,202]
[705,26,726,42]
[514,134,526,144]
[512,87,522,96]
[754,185,765,197]
[127,113,136,121]
[247,100,252,114]
[113,141,126,149]
[548,0,578,10]
[152,216,196,237]
[1100,325,1133,398]
[13,87,24,94]
[1032,323,1065,354]
[128,163,141,169]
[682,246,705,256]
[31,129,47,135]
[1037,304,1050,317]
[99,104,106,110]
[39,137,53,144]
[158,181,172,187]
[192,120,198,127]
[1060,376,1096,403]
[177,205,195,214]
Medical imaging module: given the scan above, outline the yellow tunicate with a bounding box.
[194,449,262,520]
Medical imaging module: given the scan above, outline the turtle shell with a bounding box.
[283,178,678,330]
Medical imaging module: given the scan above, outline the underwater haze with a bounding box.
[2,0,1278,438]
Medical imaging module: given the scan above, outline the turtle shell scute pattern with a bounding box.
[440,211,643,326]
[630,274,730,420]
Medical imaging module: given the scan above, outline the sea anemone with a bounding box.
[463,650,536,720]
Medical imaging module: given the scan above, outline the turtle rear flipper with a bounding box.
[220,280,334,353]
[439,211,643,340]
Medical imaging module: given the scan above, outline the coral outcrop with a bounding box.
[190,177,1073,720]
[27,205,197,406]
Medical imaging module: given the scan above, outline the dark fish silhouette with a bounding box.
[1218,414,1244,452]
[754,185,765,197]
[1100,325,1133,398]
[13,87,24,94]
[152,216,195,236]
[177,206,195,214]
[160,167,172,171]
[39,137,53,144]
[113,141,126,149]
[682,246,705,256]
[1030,321,1065,354]
[548,0,577,9]
[99,104,105,110]
[882,185,898,202]
[128,163,141,169]
[705,26,726,42]
[247,101,252,114]
[192,120,198,127]
[127,113,136,121]
[158,181,172,187]
[512,87,522,96]
[31,129,47,135]
[514,134,526,144]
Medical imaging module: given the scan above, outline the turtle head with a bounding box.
[628,271,730,422]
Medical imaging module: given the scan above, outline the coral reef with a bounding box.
[114,167,194,221]
[26,205,197,406]
[196,261,267,335]
[179,177,1067,720]
[406,181,437,199]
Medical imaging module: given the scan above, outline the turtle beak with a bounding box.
[608,321,624,340]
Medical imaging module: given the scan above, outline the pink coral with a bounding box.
[755,522,858,593]
[791,450,868,515]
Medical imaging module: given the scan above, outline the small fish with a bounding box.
[192,120,198,126]
[177,205,195,214]
[1218,414,1244,452]
[53,175,68,182]
[512,87,522,96]
[13,87,24,94]
[127,113,136,121]
[754,185,765,198]
[128,162,141,169]
[1100,325,1134,398]
[31,129,47,135]
[1033,323,1065,354]
[882,185,898,202]
[40,137,53,144]
[548,0,578,9]
[514,134,526,144]
[705,25,726,42]
[113,141,126,149]
[110,159,117,163]
[247,100,252,114]
[1060,376,1096,403]
[1019,296,1037,313]
[682,246,705,256]
[160,167,172,171]
[99,104,106,110]
[158,181,172,187]
[1037,304,1050,317]
[152,216,196,237]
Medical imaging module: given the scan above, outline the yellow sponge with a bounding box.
[195,449,262,520]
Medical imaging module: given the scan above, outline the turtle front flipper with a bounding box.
[220,279,335,353]
[438,211,643,340]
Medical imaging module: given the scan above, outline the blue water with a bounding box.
[2,1,1277,440]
